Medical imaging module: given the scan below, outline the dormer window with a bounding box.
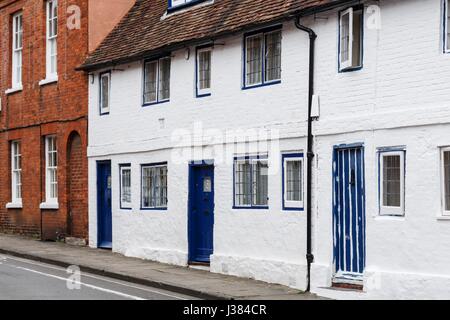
[168,0,208,12]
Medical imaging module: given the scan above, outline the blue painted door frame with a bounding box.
[97,161,112,249]
[188,162,215,263]
[333,145,366,280]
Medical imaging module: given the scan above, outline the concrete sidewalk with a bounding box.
[0,233,319,300]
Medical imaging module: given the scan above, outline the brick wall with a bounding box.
[0,0,89,240]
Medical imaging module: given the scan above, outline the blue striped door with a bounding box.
[333,146,365,280]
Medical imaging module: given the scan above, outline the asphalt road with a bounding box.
[0,254,198,300]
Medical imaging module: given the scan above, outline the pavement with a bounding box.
[0,254,197,300]
[0,233,320,300]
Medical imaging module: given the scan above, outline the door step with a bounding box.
[189,264,210,271]
[331,282,363,291]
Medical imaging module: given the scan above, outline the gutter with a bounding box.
[294,16,316,292]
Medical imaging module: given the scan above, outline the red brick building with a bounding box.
[0,0,134,241]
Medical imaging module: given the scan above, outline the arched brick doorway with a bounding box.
[66,131,87,241]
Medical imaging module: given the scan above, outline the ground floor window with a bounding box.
[234,155,268,208]
[120,164,131,209]
[141,163,168,209]
[442,148,450,215]
[45,135,58,203]
[11,141,22,203]
[282,153,304,210]
[378,148,405,216]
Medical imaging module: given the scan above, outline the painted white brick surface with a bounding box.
[88,0,450,298]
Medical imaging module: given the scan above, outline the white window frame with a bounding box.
[120,165,132,209]
[143,57,171,105]
[196,47,212,96]
[11,141,22,204]
[169,0,196,9]
[442,0,450,53]
[45,136,58,204]
[12,12,23,89]
[141,164,168,209]
[45,0,58,80]
[99,72,111,114]
[233,156,269,208]
[379,150,405,216]
[339,7,354,71]
[283,155,304,210]
[441,147,450,216]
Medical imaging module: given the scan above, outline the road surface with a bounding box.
[0,254,198,300]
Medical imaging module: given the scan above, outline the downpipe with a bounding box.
[294,16,316,292]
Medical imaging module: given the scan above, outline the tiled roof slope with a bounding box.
[81,0,350,71]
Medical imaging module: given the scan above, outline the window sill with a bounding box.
[39,76,58,86]
[140,207,168,211]
[338,65,363,73]
[142,100,170,107]
[283,207,305,212]
[5,86,23,95]
[6,202,22,209]
[39,202,59,210]
[196,91,211,98]
[437,215,450,221]
[374,215,405,221]
[233,206,269,210]
[242,80,281,91]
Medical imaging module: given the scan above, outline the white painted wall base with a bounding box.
[211,254,308,291]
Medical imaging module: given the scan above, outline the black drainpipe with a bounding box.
[294,16,316,292]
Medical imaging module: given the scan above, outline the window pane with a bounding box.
[444,151,450,211]
[253,161,268,206]
[159,58,171,101]
[286,160,302,201]
[383,155,401,207]
[246,35,262,86]
[352,9,362,67]
[235,161,251,206]
[101,74,109,109]
[265,31,281,82]
[121,168,131,204]
[142,166,167,208]
[144,61,157,103]
[340,12,350,64]
[198,50,211,90]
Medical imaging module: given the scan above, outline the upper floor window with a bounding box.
[444,0,450,52]
[99,71,111,114]
[12,12,23,88]
[196,46,212,97]
[168,0,207,11]
[244,27,282,88]
[143,57,171,105]
[378,149,405,216]
[234,155,269,209]
[46,0,58,79]
[442,148,450,215]
[11,141,22,204]
[339,6,363,72]
[45,136,58,204]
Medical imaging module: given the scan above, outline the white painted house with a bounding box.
[81,0,450,299]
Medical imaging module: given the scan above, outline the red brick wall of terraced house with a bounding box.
[0,0,89,241]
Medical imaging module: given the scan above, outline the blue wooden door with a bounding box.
[189,164,214,263]
[97,161,112,249]
[333,146,366,282]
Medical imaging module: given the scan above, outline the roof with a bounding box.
[80,0,352,71]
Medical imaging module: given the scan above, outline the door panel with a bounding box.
[189,165,214,263]
[333,146,365,281]
[97,161,112,249]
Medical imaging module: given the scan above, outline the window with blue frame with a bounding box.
[141,163,168,209]
[338,6,363,72]
[282,153,304,210]
[234,156,268,208]
[143,57,171,105]
[168,0,207,11]
[196,46,212,96]
[444,0,450,52]
[244,27,282,88]
[99,71,110,114]
[120,165,131,209]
